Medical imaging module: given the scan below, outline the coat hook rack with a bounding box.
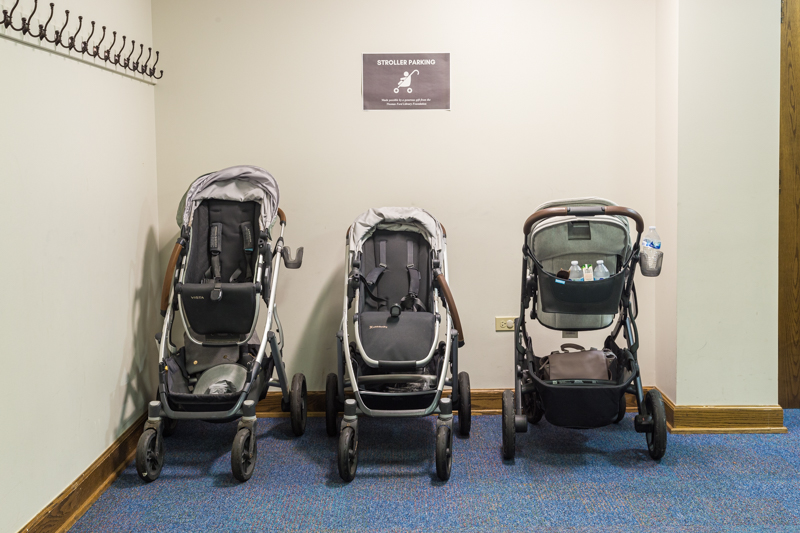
[1,0,163,83]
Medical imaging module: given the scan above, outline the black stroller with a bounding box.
[503,198,667,460]
[326,207,470,481]
[137,166,306,482]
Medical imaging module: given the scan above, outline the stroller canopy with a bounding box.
[528,197,632,262]
[176,165,280,231]
[348,207,445,253]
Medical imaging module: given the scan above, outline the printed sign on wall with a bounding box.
[362,53,450,110]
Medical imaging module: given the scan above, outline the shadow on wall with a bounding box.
[291,265,344,388]
[108,225,162,443]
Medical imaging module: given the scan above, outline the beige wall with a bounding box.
[654,0,679,402]
[0,1,159,530]
[675,0,779,405]
[152,0,658,391]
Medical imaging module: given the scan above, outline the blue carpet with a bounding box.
[71,412,800,532]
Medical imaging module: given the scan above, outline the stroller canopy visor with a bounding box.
[176,165,280,231]
[348,207,445,253]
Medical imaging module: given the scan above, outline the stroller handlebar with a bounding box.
[277,208,287,224]
[160,239,185,315]
[523,206,644,235]
[436,273,465,347]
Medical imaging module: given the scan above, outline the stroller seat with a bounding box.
[180,199,261,336]
[356,229,436,368]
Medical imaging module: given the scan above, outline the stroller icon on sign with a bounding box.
[393,70,419,93]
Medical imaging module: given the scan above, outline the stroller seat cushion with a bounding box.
[359,311,436,363]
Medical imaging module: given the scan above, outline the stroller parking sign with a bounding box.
[363,53,450,110]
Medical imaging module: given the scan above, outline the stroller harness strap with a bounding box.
[401,239,426,312]
[208,223,223,300]
[365,240,388,286]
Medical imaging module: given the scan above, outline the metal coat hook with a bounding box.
[139,47,151,75]
[1,1,164,81]
[88,25,105,58]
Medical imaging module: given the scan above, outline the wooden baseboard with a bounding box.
[625,387,786,434]
[257,388,787,434]
[19,413,146,533]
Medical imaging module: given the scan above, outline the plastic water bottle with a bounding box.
[643,226,661,250]
[641,226,664,276]
[594,260,610,280]
[568,261,583,281]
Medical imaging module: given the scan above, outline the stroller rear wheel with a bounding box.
[644,389,667,460]
[435,425,453,481]
[290,373,307,437]
[502,389,516,460]
[338,426,358,482]
[525,390,544,425]
[325,373,339,437]
[162,417,178,437]
[457,372,471,436]
[614,394,627,424]
[136,429,164,482]
[231,428,257,482]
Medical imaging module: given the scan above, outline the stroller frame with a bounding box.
[139,186,306,482]
[503,204,667,461]
[328,212,470,482]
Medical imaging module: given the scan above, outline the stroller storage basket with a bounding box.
[536,262,626,315]
[532,376,631,429]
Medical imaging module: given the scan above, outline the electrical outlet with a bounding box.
[495,316,516,331]
[562,331,578,339]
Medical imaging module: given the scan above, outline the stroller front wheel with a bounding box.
[393,87,399,93]
[502,389,516,460]
[338,426,358,482]
[290,373,307,437]
[644,389,667,460]
[435,425,453,481]
[457,372,472,436]
[614,394,627,424]
[231,428,257,482]
[136,429,164,482]
[325,373,339,437]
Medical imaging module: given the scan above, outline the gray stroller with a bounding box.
[326,208,470,481]
[137,166,306,482]
[503,198,667,460]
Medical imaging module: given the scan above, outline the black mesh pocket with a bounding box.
[536,263,626,315]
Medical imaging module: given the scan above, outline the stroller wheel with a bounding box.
[525,390,544,425]
[162,417,178,437]
[502,389,516,460]
[457,372,471,436]
[435,425,453,481]
[338,426,358,482]
[614,394,627,424]
[231,428,257,482]
[325,373,339,437]
[290,373,307,437]
[644,389,667,460]
[393,87,399,93]
[135,429,164,482]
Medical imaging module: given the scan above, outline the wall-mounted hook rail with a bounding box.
[0,0,163,84]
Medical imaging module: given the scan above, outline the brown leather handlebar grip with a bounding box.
[440,223,447,237]
[436,273,464,347]
[277,208,286,224]
[160,241,184,314]
[523,206,645,235]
